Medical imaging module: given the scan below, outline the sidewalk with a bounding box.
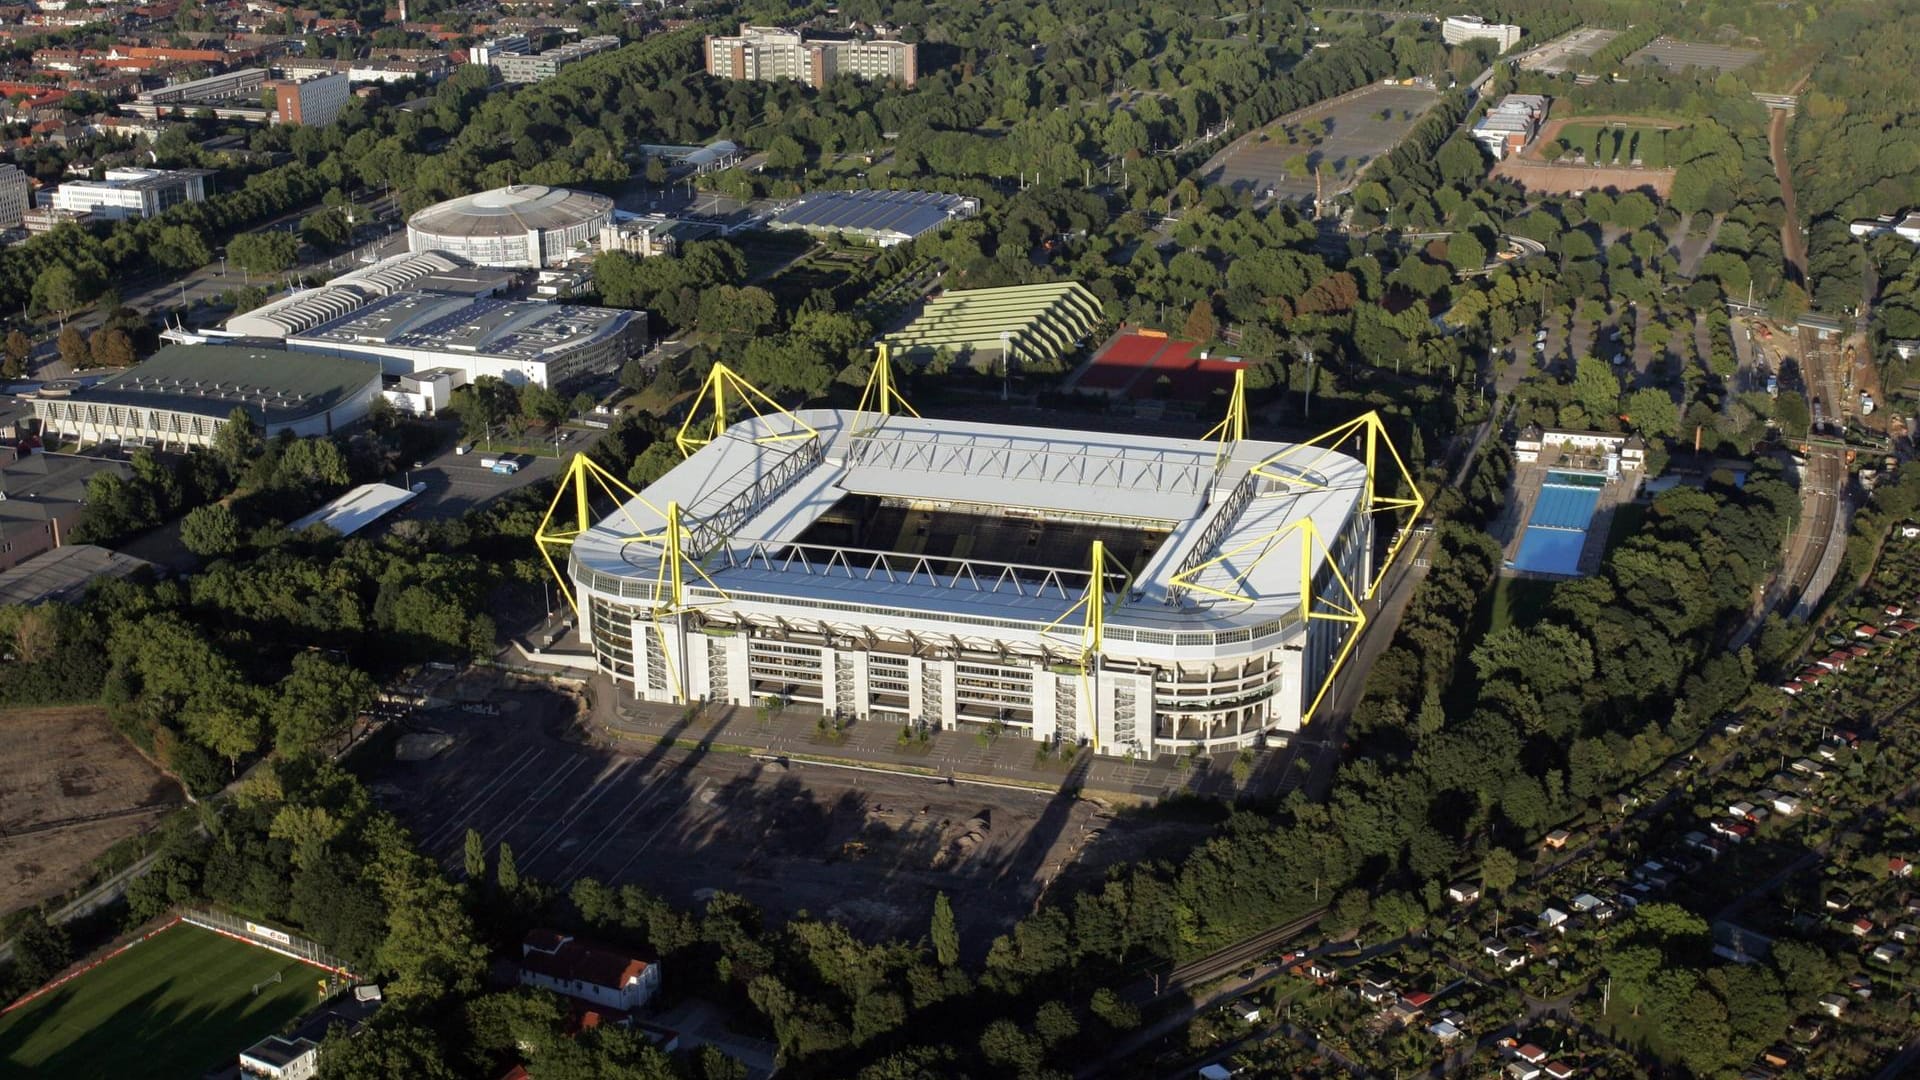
[592,692,1314,804]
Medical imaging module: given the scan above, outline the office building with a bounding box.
[495,35,620,84]
[44,167,211,221]
[0,163,30,228]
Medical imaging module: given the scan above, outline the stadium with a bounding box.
[405,184,614,268]
[540,361,1420,759]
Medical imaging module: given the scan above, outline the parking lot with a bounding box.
[1517,27,1619,74]
[361,681,1214,951]
[395,421,607,523]
[1197,83,1441,203]
[1629,38,1761,74]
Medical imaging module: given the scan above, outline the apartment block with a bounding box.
[705,24,917,88]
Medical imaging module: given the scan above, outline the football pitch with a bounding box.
[0,922,319,1078]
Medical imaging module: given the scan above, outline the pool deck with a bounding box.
[1497,449,1643,578]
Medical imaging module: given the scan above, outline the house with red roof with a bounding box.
[518,929,662,1013]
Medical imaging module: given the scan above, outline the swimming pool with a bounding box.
[1512,471,1604,575]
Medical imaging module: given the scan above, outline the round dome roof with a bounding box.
[408,184,614,238]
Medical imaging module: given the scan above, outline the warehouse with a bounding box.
[546,373,1421,759]
[26,344,381,450]
[884,281,1103,371]
[287,292,646,389]
[767,189,978,246]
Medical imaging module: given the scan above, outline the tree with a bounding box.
[766,134,806,172]
[151,224,212,272]
[1446,231,1487,275]
[1623,387,1681,441]
[270,653,375,755]
[3,329,29,379]
[1480,847,1519,893]
[302,209,353,250]
[57,324,88,369]
[32,264,81,322]
[464,829,486,882]
[1182,298,1217,343]
[1090,987,1139,1031]
[1571,356,1621,426]
[496,840,519,895]
[931,892,959,967]
[212,407,262,474]
[228,230,300,275]
[627,442,679,489]
[180,502,241,557]
[87,327,136,367]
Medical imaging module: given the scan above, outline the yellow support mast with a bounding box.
[855,342,919,435]
[535,453,656,615]
[1201,367,1248,469]
[1248,410,1425,598]
[1163,518,1366,725]
[675,361,821,458]
[1041,541,1132,751]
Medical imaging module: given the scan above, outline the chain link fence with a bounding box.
[180,908,352,977]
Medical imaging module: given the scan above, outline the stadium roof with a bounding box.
[885,281,1103,365]
[44,345,379,426]
[287,481,418,536]
[768,190,977,242]
[292,292,635,362]
[572,410,1367,636]
[408,184,613,239]
[0,544,153,606]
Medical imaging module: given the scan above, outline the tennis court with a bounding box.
[0,922,320,1077]
[1512,471,1604,575]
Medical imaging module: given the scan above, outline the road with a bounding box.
[29,203,406,381]
[1768,91,1807,286]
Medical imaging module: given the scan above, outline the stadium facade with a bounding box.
[542,364,1420,759]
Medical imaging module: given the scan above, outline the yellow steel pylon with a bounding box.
[1164,517,1366,724]
[1248,410,1425,598]
[536,454,655,615]
[1202,367,1248,469]
[1040,540,1132,751]
[675,361,821,458]
[854,343,919,437]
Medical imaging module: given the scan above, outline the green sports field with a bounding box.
[0,923,319,1078]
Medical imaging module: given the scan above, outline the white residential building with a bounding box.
[1443,15,1523,52]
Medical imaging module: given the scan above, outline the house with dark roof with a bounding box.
[518,929,660,1012]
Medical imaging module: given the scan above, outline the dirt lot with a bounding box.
[0,707,181,914]
[358,688,1214,953]
[1492,115,1678,197]
[1198,83,1440,203]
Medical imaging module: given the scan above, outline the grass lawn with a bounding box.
[1488,574,1558,633]
[1555,123,1672,167]
[0,924,319,1078]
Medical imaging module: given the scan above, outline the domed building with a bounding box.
[405,184,614,268]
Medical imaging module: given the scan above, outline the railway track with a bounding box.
[1124,908,1326,1005]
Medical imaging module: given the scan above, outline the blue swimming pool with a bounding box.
[1512,471,1604,575]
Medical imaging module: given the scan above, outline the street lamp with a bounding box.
[1000,330,1013,401]
[1300,345,1317,419]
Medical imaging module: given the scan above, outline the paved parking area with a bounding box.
[1198,84,1440,203]
[1629,38,1761,74]
[397,424,606,523]
[361,686,1218,951]
[1519,27,1620,74]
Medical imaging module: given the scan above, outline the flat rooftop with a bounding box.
[34,344,378,425]
[0,543,152,606]
[770,190,975,239]
[573,410,1368,637]
[287,481,418,536]
[294,292,633,362]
